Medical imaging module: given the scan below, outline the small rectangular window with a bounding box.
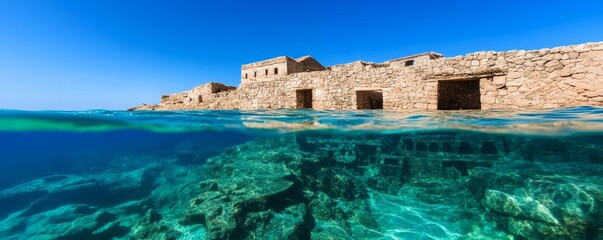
[254,72,257,77]
[405,60,415,66]
[265,69,268,76]
[245,73,248,79]
[274,68,278,74]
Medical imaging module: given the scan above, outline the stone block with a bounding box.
[515,50,526,58]
[550,47,562,53]
[571,73,586,79]
[538,48,549,56]
[544,59,563,69]
[590,96,603,102]
[507,71,523,80]
[578,50,603,60]
[564,52,578,60]
[482,95,496,104]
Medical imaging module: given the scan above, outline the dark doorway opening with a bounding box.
[356,90,383,109]
[296,89,313,109]
[437,79,481,110]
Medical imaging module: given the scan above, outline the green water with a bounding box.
[0,108,601,239]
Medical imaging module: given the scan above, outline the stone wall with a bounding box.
[133,42,603,111]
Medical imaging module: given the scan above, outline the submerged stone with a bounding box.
[485,189,559,225]
[132,209,181,240]
[0,204,129,239]
[183,136,382,239]
[0,165,157,221]
[476,158,603,239]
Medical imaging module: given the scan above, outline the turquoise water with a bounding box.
[0,107,602,239]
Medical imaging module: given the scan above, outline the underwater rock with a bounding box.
[309,191,380,239]
[131,209,182,240]
[505,218,565,240]
[246,203,313,240]
[0,162,166,240]
[477,160,603,239]
[0,204,129,240]
[468,166,528,199]
[316,168,368,200]
[523,178,603,239]
[485,189,559,224]
[174,150,222,165]
[184,136,381,240]
[184,169,306,239]
[149,164,207,219]
[0,165,157,220]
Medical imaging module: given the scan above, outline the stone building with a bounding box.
[157,82,235,109]
[131,41,603,111]
[240,56,326,84]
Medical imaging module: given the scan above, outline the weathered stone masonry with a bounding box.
[132,42,603,111]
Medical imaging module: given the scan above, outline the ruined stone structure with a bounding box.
[157,82,236,109]
[131,42,603,111]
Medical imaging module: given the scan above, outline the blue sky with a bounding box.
[1,0,602,110]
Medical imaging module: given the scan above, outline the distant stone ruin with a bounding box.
[130,42,603,111]
[155,82,236,110]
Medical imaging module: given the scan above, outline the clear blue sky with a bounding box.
[1,0,602,110]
